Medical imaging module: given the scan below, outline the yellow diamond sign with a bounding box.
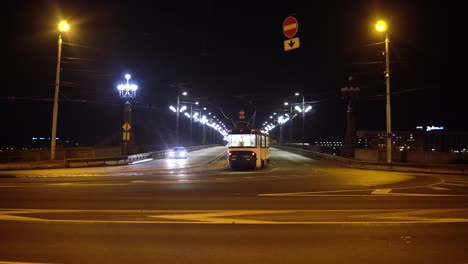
[122,122,131,131]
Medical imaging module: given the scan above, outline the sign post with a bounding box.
[283,16,300,51]
[283,16,298,38]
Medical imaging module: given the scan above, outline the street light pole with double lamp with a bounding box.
[180,101,199,146]
[295,93,305,149]
[284,102,294,143]
[176,91,187,146]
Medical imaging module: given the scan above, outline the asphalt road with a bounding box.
[0,147,467,264]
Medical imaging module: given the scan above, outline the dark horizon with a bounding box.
[4,1,456,147]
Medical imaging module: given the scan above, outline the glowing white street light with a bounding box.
[50,20,69,160]
[376,19,392,163]
[117,74,138,99]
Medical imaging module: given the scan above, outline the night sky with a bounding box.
[4,0,455,147]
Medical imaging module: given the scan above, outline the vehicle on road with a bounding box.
[227,128,270,169]
[166,147,188,159]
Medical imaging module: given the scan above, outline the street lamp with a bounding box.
[50,20,69,160]
[295,92,305,149]
[201,107,208,144]
[176,91,187,146]
[117,74,138,155]
[276,114,289,145]
[376,20,392,163]
[341,86,360,157]
[284,102,293,142]
[180,100,199,146]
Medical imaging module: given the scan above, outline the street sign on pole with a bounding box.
[123,132,130,141]
[284,37,300,51]
[283,16,298,38]
[122,122,131,131]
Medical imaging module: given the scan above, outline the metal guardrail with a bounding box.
[273,145,468,175]
[65,144,221,168]
[65,156,129,167]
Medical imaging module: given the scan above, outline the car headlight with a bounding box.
[168,151,175,157]
[179,151,186,157]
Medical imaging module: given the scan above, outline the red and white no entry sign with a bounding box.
[283,16,298,38]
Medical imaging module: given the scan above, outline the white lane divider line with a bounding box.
[0,261,57,264]
[429,186,449,190]
[371,189,392,194]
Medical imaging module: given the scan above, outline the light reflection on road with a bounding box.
[165,158,188,169]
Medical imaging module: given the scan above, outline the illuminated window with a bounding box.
[228,134,256,147]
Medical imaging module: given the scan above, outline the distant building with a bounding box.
[313,141,343,155]
[30,137,80,149]
[356,127,468,153]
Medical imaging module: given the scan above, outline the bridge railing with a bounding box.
[273,145,468,175]
[66,144,221,168]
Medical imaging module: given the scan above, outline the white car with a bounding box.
[167,147,187,159]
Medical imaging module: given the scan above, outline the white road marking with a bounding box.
[371,189,392,194]
[353,209,468,223]
[47,182,127,186]
[429,186,449,190]
[259,188,376,196]
[258,189,468,197]
[0,261,57,264]
[442,181,468,187]
[0,208,466,224]
[150,210,294,224]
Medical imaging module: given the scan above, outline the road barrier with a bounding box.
[273,145,468,175]
[66,144,220,168]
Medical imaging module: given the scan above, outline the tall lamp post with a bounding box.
[277,114,288,145]
[376,20,392,163]
[341,86,360,157]
[295,93,305,149]
[201,107,207,144]
[117,74,138,155]
[50,20,69,160]
[180,101,199,146]
[176,91,187,146]
[284,102,293,143]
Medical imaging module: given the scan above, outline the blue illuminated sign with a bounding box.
[426,125,444,131]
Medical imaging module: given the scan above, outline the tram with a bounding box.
[226,128,270,169]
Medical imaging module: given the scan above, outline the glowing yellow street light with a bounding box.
[50,20,69,160]
[375,19,392,163]
[58,20,70,32]
[375,20,388,33]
